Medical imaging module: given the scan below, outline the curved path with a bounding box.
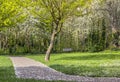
[10,57,120,82]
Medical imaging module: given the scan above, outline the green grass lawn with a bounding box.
[1,51,120,82]
[27,50,120,77]
[0,56,65,82]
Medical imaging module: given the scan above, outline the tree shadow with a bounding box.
[56,54,120,60]
[0,66,16,81]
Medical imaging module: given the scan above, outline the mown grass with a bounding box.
[27,50,120,77]
[0,56,65,82]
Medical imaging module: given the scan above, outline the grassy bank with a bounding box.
[27,51,120,77]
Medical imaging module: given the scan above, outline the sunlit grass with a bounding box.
[27,51,120,77]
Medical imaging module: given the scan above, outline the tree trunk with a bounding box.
[45,30,56,61]
[111,26,120,48]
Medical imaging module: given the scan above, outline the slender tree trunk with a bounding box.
[0,35,1,49]
[45,30,56,61]
[111,25,120,48]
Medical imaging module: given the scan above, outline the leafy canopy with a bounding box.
[0,0,27,28]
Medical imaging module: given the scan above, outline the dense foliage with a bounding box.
[0,0,119,55]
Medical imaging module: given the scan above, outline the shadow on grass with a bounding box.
[56,54,120,60]
[50,64,120,77]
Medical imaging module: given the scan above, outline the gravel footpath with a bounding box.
[10,57,120,82]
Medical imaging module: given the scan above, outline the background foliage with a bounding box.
[0,0,119,54]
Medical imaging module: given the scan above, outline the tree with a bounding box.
[0,0,26,29]
[103,0,120,47]
[32,0,94,61]
[0,0,28,54]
